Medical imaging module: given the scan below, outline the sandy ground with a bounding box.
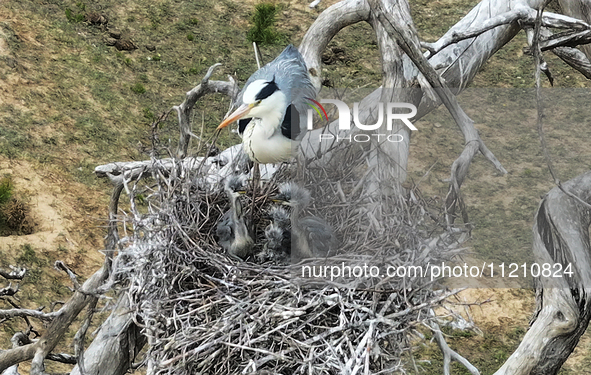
[0,158,105,273]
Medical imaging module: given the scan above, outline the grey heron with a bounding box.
[259,206,292,262]
[273,182,336,259]
[217,44,316,164]
[216,175,254,259]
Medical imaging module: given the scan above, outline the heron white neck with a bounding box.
[258,92,287,138]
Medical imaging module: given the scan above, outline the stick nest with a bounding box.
[118,145,467,374]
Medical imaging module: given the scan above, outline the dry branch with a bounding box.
[548,37,591,78]
[559,0,591,58]
[423,7,591,57]
[0,175,123,373]
[0,309,58,322]
[0,267,26,281]
[174,63,239,159]
[429,318,480,375]
[368,0,507,225]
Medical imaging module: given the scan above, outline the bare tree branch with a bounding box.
[54,261,81,291]
[0,284,18,298]
[368,0,507,226]
[69,293,146,375]
[429,317,480,375]
[73,298,97,375]
[423,7,536,57]
[548,39,591,78]
[0,309,58,322]
[47,353,77,365]
[0,267,26,281]
[299,0,370,92]
[174,63,239,159]
[0,176,122,373]
[559,0,591,58]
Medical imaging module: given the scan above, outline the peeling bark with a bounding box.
[494,171,591,375]
[559,0,591,58]
[70,294,146,375]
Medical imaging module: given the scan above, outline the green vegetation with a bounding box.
[65,2,86,23]
[0,175,14,234]
[0,176,13,206]
[247,3,284,45]
[130,82,146,94]
[0,175,33,236]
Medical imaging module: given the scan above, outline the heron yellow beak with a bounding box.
[217,103,254,130]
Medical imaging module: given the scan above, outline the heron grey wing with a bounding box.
[272,45,316,118]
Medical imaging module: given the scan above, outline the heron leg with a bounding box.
[249,162,260,234]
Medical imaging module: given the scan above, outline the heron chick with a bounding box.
[259,206,292,262]
[216,175,254,259]
[273,182,335,259]
[217,45,316,164]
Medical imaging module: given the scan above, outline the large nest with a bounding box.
[117,141,468,374]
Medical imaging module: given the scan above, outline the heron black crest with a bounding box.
[255,78,279,101]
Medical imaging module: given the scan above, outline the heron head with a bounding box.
[265,223,284,244]
[224,174,248,198]
[217,78,286,130]
[268,206,291,227]
[272,182,311,208]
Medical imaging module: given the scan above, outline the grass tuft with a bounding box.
[0,176,13,206]
[0,178,34,236]
[131,82,147,94]
[65,2,86,23]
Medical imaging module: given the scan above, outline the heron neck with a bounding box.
[290,205,314,258]
[259,95,286,138]
[291,204,303,231]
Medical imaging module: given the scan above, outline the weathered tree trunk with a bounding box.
[69,294,145,375]
[494,171,591,374]
[559,0,591,59]
[298,0,542,203]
